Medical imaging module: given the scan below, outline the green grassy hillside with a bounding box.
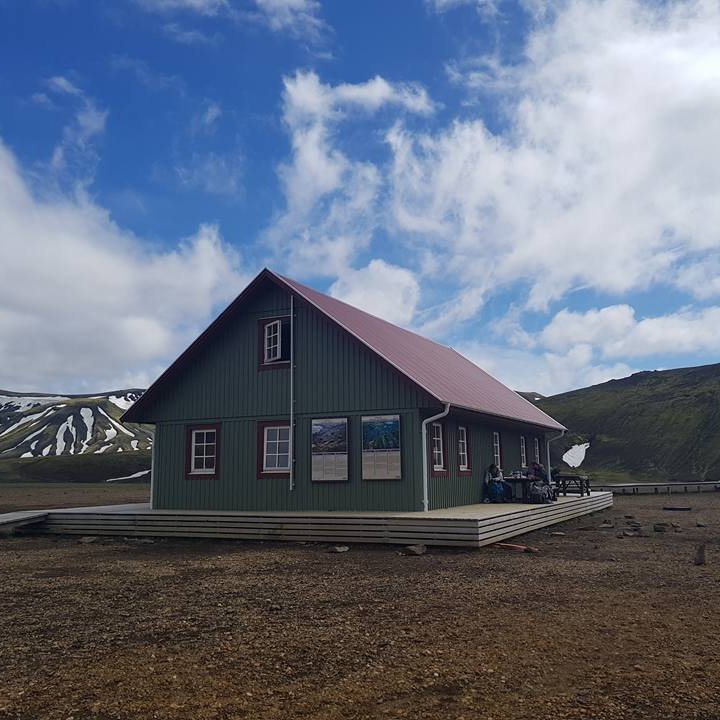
[534,364,720,482]
[0,451,151,483]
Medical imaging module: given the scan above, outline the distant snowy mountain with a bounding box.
[0,389,152,459]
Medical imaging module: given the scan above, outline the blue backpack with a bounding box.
[487,480,505,501]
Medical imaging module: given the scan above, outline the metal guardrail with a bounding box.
[592,481,720,494]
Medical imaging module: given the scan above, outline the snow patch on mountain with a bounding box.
[106,469,150,482]
[98,408,135,437]
[0,395,70,412]
[79,408,94,454]
[55,416,77,455]
[0,408,52,438]
[109,394,135,411]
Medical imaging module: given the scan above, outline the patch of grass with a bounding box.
[535,363,720,482]
[0,452,151,483]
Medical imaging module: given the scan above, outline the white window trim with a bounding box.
[264,319,282,363]
[432,422,445,470]
[263,425,291,472]
[520,436,527,468]
[492,431,501,468]
[263,320,282,363]
[191,428,216,474]
[458,426,469,470]
[534,438,540,464]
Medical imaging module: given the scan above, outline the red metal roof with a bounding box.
[272,271,565,431]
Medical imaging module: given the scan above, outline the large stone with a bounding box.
[402,544,427,556]
[328,545,350,553]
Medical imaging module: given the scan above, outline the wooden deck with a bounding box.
[0,510,49,535]
[9,492,613,547]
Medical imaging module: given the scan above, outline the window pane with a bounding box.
[278,427,290,441]
[266,456,277,468]
[277,453,289,468]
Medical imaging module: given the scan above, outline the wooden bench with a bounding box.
[554,473,590,497]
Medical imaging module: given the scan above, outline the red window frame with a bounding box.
[185,424,221,480]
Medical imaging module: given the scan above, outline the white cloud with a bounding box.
[426,0,498,14]
[265,71,434,280]
[456,340,635,395]
[387,0,720,321]
[174,150,242,198]
[135,0,227,14]
[43,78,108,187]
[162,22,221,45]
[329,260,421,326]
[0,140,248,392]
[46,76,82,97]
[110,55,185,94]
[252,0,326,40]
[541,305,637,352]
[541,304,720,359]
[201,101,222,129]
[30,92,54,108]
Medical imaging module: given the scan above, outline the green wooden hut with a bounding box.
[123,269,565,512]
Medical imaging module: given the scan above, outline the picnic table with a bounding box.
[554,473,591,497]
[504,475,532,502]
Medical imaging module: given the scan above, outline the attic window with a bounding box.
[259,316,290,368]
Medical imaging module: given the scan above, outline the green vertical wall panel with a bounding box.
[153,410,425,511]
[426,414,548,510]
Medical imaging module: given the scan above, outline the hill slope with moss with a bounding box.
[532,363,720,482]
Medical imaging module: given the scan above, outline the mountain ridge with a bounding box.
[0,389,151,459]
[528,362,720,481]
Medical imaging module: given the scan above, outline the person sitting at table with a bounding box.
[484,463,513,502]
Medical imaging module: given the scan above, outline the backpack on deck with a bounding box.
[487,480,505,502]
[528,482,545,504]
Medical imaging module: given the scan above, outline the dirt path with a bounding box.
[0,482,150,513]
[1,494,718,720]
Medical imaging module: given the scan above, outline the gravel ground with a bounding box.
[1,493,718,720]
[0,483,150,514]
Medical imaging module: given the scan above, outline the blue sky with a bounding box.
[1,0,719,395]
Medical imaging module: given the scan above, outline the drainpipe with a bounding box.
[421,403,451,512]
[546,428,566,485]
[149,431,156,510]
[289,294,295,492]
